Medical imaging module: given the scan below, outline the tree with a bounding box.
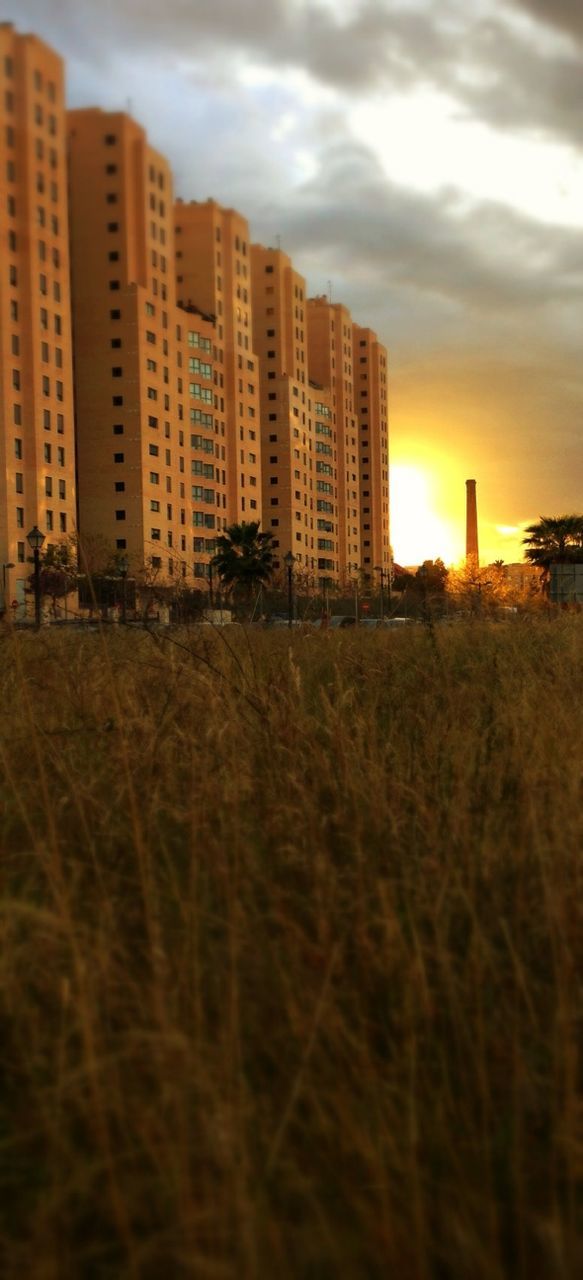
[29,543,77,616]
[523,515,583,590]
[415,559,449,593]
[213,522,275,603]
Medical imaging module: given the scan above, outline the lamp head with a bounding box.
[284,551,295,569]
[26,526,45,552]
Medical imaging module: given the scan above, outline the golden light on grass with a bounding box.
[0,619,581,1277]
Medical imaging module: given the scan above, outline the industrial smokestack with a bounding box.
[465,479,479,566]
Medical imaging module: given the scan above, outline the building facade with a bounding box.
[0,25,77,614]
[352,325,390,579]
[306,297,360,581]
[250,245,338,584]
[175,199,262,529]
[68,110,227,584]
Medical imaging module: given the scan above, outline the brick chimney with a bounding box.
[466,479,479,566]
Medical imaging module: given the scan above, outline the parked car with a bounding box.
[377,616,417,627]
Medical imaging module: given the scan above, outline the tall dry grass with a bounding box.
[0,617,581,1278]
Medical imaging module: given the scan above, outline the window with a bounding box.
[46,511,54,532]
[60,514,67,534]
[148,444,159,457]
[115,481,125,493]
[115,510,125,521]
[105,134,117,146]
[109,280,120,290]
[110,309,121,320]
[112,367,122,377]
[44,443,51,463]
[150,500,160,512]
[59,480,66,500]
[14,438,22,459]
[113,452,124,463]
[151,528,161,541]
[45,478,53,497]
[17,542,25,564]
[57,415,64,434]
[58,448,65,466]
[16,507,24,528]
[149,472,159,485]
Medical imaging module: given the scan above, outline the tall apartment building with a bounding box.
[68,110,227,583]
[250,245,338,584]
[352,325,390,577]
[0,25,77,613]
[307,298,360,580]
[174,199,262,528]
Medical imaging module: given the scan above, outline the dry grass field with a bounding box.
[0,617,581,1278]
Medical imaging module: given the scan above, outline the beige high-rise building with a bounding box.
[250,245,338,584]
[307,298,360,580]
[68,110,227,584]
[352,325,390,578]
[175,199,262,528]
[0,25,77,615]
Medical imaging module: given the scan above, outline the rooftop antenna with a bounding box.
[328,279,333,303]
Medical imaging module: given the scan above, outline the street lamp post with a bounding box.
[2,562,15,616]
[374,565,385,620]
[284,551,296,630]
[348,563,359,624]
[118,554,129,624]
[26,526,45,630]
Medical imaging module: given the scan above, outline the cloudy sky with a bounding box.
[13,0,583,563]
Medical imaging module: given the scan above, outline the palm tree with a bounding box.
[523,515,583,589]
[213,522,275,603]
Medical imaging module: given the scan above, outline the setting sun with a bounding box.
[390,464,458,567]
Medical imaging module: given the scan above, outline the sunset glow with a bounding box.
[390,464,458,567]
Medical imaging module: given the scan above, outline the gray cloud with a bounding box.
[268,138,583,331]
[508,0,583,42]
[16,0,583,154]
